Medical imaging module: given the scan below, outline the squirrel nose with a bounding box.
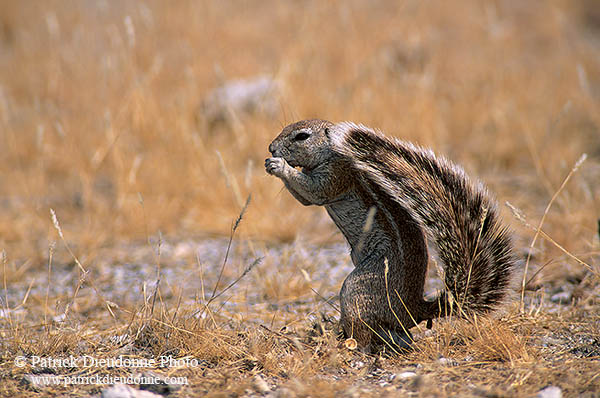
[269,143,276,156]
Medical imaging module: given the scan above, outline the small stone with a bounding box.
[201,76,279,126]
[550,292,572,304]
[253,374,271,394]
[396,371,417,380]
[391,371,422,390]
[542,336,564,347]
[437,357,457,366]
[53,313,66,322]
[101,383,162,398]
[537,386,562,398]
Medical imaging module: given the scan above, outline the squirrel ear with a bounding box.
[324,127,330,137]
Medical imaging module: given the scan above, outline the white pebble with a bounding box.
[537,386,562,398]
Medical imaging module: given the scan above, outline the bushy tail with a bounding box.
[334,124,516,316]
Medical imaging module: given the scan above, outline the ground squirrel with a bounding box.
[265,119,516,352]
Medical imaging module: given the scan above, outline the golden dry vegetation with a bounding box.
[0,0,599,397]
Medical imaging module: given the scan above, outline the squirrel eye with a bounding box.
[294,131,311,141]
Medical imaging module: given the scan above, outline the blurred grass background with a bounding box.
[0,0,598,283]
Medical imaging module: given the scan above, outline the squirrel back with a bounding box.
[330,122,516,316]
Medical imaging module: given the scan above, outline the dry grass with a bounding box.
[0,0,599,396]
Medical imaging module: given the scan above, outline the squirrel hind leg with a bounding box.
[339,265,418,353]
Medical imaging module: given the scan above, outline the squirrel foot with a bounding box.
[376,326,413,354]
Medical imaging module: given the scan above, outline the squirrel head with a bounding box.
[269,119,335,170]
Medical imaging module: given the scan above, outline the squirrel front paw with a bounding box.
[265,157,289,178]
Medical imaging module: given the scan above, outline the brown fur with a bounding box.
[266,119,516,351]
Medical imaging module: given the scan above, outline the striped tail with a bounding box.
[333,123,516,315]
